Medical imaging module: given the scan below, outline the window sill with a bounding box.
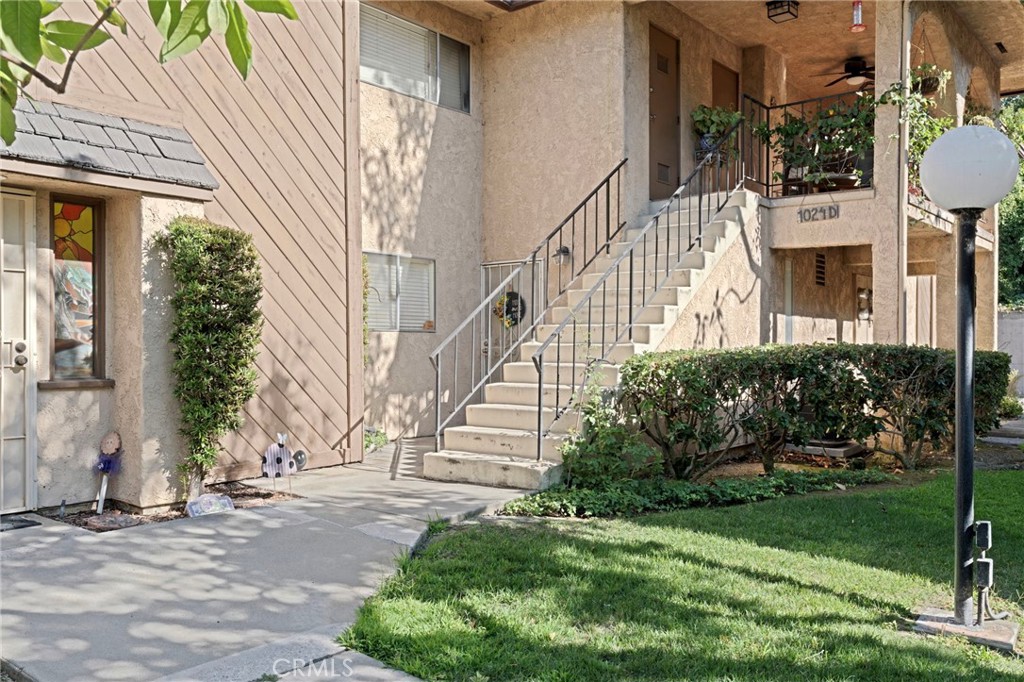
[38,378,116,391]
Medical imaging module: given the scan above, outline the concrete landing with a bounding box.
[914,607,1020,652]
[0,439,524,682]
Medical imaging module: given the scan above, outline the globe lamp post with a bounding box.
[920,125,1019,626]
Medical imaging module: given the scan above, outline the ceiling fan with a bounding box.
[819,57,875,88]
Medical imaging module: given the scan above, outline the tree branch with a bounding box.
[1,0,121,96]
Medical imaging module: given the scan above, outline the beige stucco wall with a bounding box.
[361,1,484,438]
[656,209,769,351]
[770,247,864,345]
[482,0,627,262]
[622,1,744,221]
[28,185,118,509]
[999,312,1024,396]
[14,174,200,510]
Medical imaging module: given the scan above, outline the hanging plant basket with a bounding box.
[493,291,526,329]
[915,76,940,96]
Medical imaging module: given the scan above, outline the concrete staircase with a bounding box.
[422,190,759,489]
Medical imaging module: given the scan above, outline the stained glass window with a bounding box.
[52,201,98,379]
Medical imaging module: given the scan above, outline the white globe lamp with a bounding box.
[919,124,1019,628]
[921,126,1019,211]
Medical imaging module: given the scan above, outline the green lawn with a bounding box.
[343,471,1024,681]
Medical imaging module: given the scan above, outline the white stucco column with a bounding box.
[870,0,909,344]
[110,194,203,510]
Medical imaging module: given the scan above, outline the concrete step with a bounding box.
[442,424,566,461]
[602,222,733,253]
[581,256,700,284]
[536,321,664,345]
[466,403,576,434]
[502,361,620,386]
[546,303,676,326]
[520,340,650,364]
[593,235,720,270]
[484,381,582,407]
[422,451,562,490]
[577,269,693,293]
[565,280,692,303]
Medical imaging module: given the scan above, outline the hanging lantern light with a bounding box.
[850,0,866,33]
[765,1,799,24]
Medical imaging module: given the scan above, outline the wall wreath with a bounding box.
[493,291,527,329]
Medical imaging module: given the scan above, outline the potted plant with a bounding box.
[752,94,876,194]
[807,96,876,191]
[691,105,743,151]
[877,65,953,191]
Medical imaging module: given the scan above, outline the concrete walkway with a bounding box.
[1,439,526,682]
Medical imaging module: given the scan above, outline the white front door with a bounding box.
[1,190,37,513]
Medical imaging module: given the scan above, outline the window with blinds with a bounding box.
[365,253,436,332]
[359,5,470,113]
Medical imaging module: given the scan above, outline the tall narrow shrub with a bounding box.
[157,217,263,496]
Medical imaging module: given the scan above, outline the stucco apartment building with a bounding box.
[1,0,1022,511]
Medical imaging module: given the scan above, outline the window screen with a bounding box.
[439,36,470,112]
[365,253,436,332]
[360,5,470,113]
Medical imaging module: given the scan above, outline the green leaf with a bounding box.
[243,0,297,20]
[0,63,17,105]
[148,0,182,40]
[1,94,15,146]
[224,0,250,78]
[43,20,111,50]
[40,1,61,18]
[95,0,128,35]
[40,36,66,64]
[160,1,210,63]
[0,0,43,66]
[207,0,228,34]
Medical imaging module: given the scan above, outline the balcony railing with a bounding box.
[743,91,875,198]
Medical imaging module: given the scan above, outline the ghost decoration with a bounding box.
[95,431,122,514]
[261,433,296,479]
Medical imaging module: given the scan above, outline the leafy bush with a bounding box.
[499,469,896,518]
[1000,396,1024,421]
[561,390,662,488]
[364,427,389,453]
[618,350,723,480]
[609,344,1010,477]
[157,217,263,496]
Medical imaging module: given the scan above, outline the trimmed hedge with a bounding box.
[157,217,263,495]
[608,343,1010,477]
[499,469,896,518]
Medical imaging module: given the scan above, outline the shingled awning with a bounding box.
[2,99,219,191]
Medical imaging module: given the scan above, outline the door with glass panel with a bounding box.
[1,190,37,513]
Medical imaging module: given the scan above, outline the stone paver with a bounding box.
[1,440,524,682]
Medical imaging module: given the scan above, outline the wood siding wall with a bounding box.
[34,1,363,479]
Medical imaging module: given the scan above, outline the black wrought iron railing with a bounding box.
[530,122,746,458]
[429,159,627,451]
[743,90,875,198]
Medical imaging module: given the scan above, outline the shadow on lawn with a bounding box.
[348,521,1024,681]
[636,471,1024,608]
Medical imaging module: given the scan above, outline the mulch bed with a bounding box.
[38,481,300,533]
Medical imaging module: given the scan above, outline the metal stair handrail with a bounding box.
[429,159,628,452]
[530,121,746,459]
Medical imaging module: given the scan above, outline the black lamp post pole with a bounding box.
[953,207,983,626]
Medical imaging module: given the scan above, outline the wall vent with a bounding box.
[815,252,826,286]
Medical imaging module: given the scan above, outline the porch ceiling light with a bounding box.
[847,74,868,87]
[919,124,1019,628]
[766,1,798,24]
[850,0,866,33]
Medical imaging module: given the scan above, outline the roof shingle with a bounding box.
[2,99,218,191]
